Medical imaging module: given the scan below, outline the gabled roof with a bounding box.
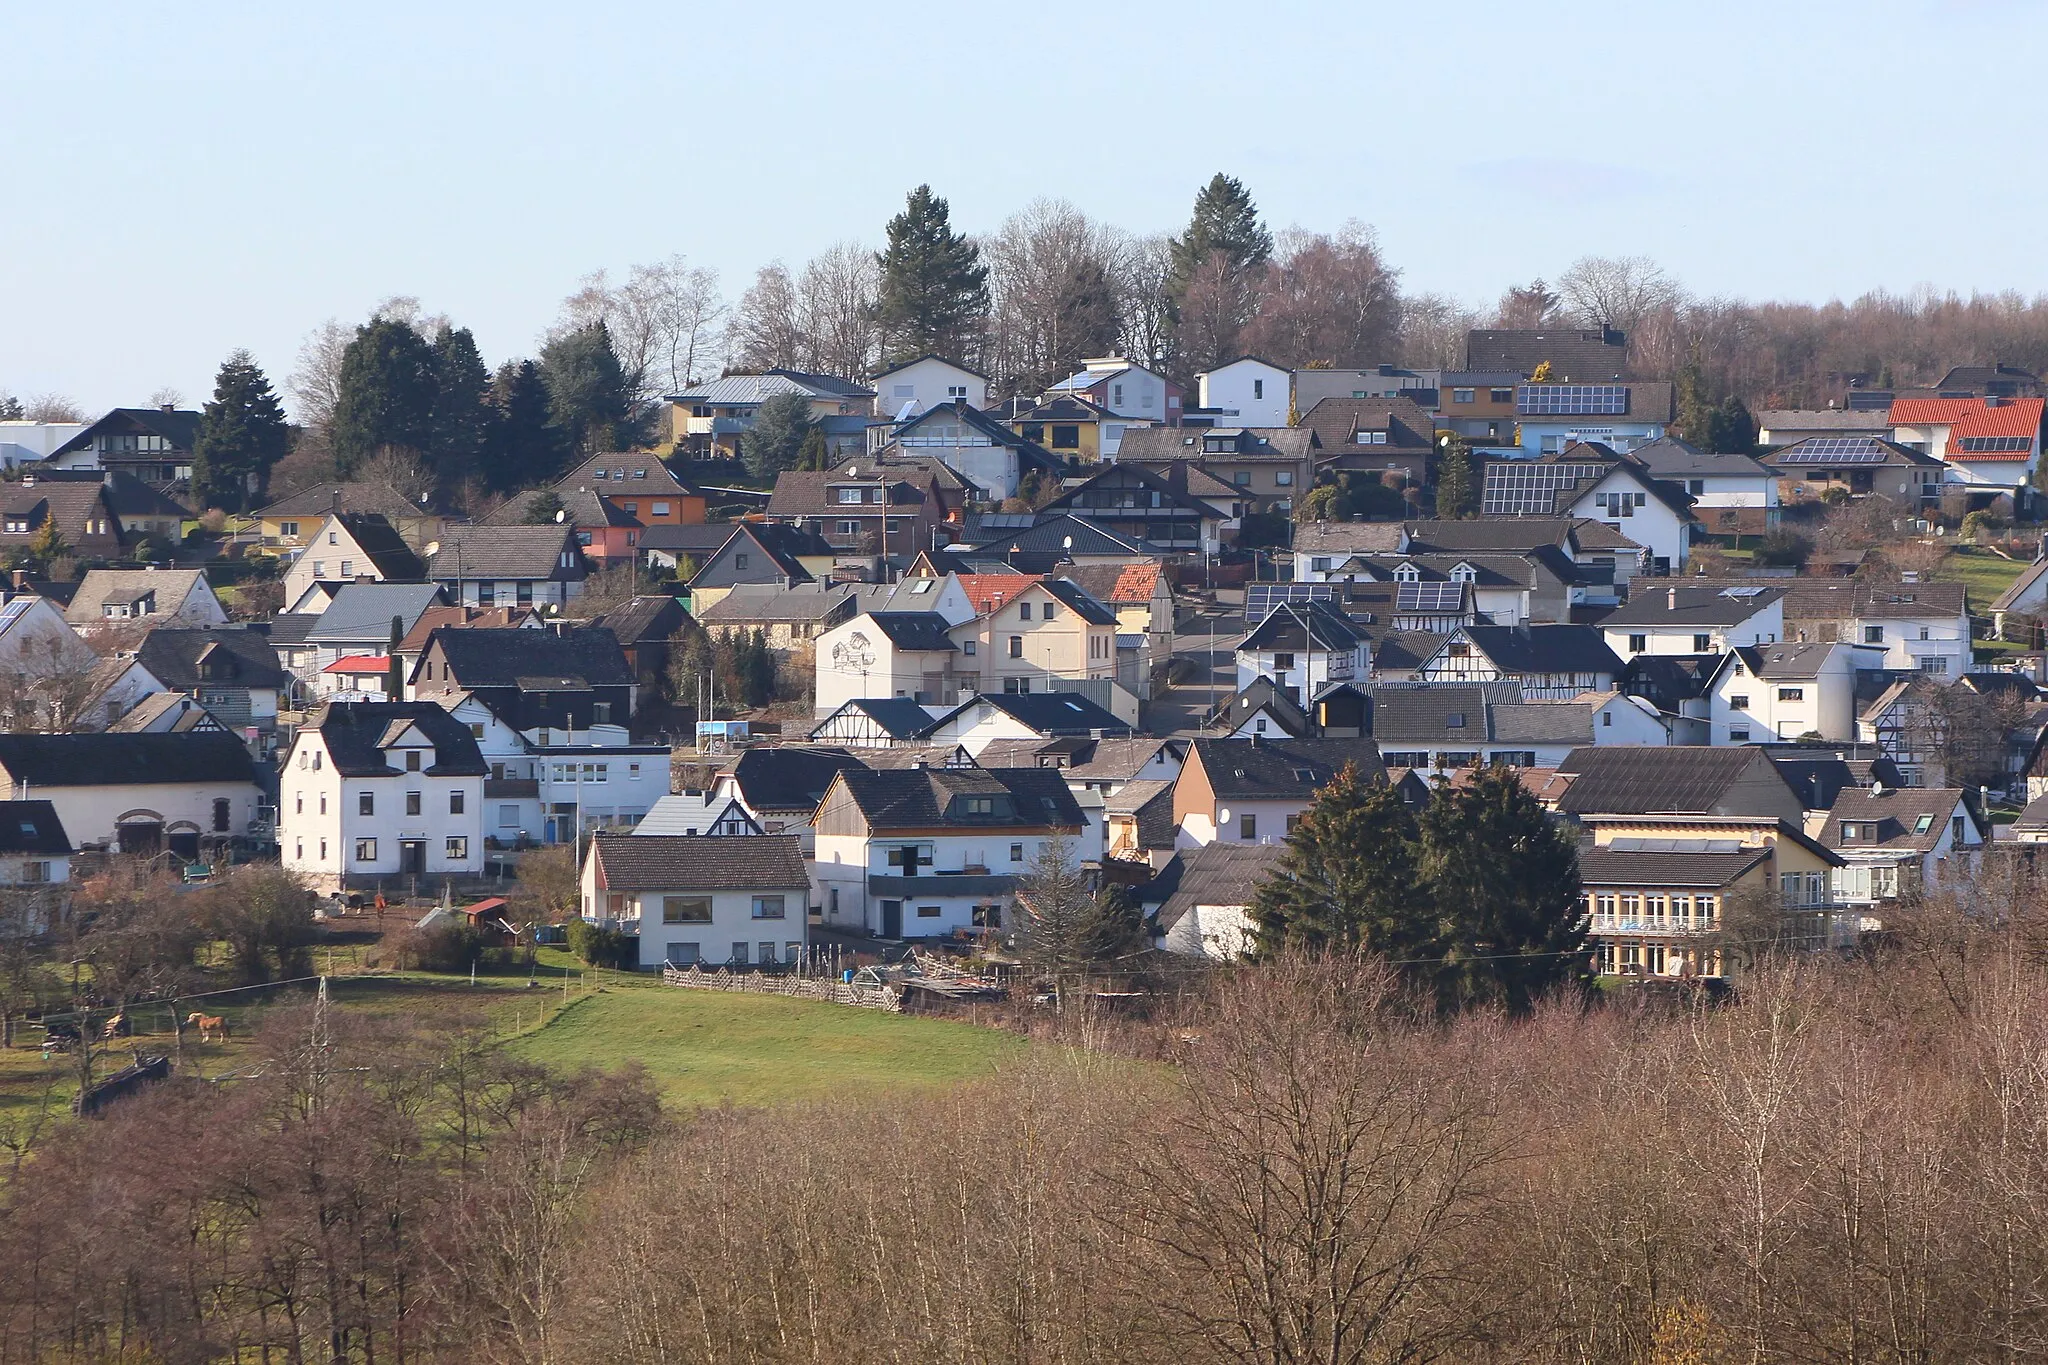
[484,488,638,530]
[1063,736,1179,781]
[1365,628,1447,674]
[697,582,854,625]
[1889,396,2044,455]
[428,626,632,690]
[809,697,939,741]
[1629,436,1774,481]
[1297,396,1436,454]
[1116,426,1315,462]
[1554,746,1794,816]
[871,353,990,381]
[1599,584,1786,628]
[729,745,868,813]
[1993,557,2048,612]
[333,513,427,579]
[1752,409,1894,435]
[1578,842,1773,889]
[891,402,1059,472]
[304,582,449,643]
[640,523,749,556]
[588,596,689,647]
[556,451,702,497]
[1761,436,1942,469]
[49,407,202,457]
[64,570,213,625]
[667,370,875,404]
[108,692,229,734]
[1041,461,1232,520]
[1238,598,1363,654]
[966,514,1153,563]
[1676,578,1967,622]
[396,605,541,654]
[1456,624,1622,676]
[134,627,288,691]
[1732,641,1846,679]
[0,731,259,788]
[424,525,583,581]
[1146,842,1286,931]
[99,471,193,518]
[1820,785,1971,853]
[1772,755,1908,811]
[1188,737,1388,799]
[957,573,1042,616]
[1367,686,1491,744]
[1207,678,1314,738]
[0,800,71,855]
[304,700,487,777]
[830,766,1085,830]
[1042,577,1118,624]
[865,612,958,652]
[256,482,429,521]
[1106,778,1177,852]
[1619,652,1734,706]
[1057,561,1166,607]
[1463,327,1628,380]
[765,470,929,518]
[932,691,1133,738]
[1404,517,1578,555]
[590,831,809,891]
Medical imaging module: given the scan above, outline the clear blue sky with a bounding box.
[4,0,2038,415]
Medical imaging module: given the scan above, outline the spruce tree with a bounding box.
[1675,357,1714,446]
[745,392,815,480]
[796,426,830,471]
[330,317,438,475]
[1417,765,1587,1013]
[1012,835,1101,977]
[192,349,290,512]
[1168,173,1273,297]
[521,489,566,525]
[876,184,989,366]
[486,360,566,492]
[428,326,492,496]
[539,321,635,457]
[1250,762,1434,956]
[1707,396,1757,454]
[1433,433,1476,519]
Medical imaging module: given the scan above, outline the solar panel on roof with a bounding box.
[1517,384,1629,416]
[1719,585,1767,599]
[1776,437,1890,465]
[1481,462,1610,516]
[1396,582,1464,613]
[1246,583,1337,624]
[1958,436,2032,453]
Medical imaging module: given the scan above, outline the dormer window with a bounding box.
[1394,564,1421,582]
[1451,564,1478,583]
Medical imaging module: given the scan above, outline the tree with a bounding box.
[23,394,84,422]
[876,185,989,366]
[192,350,290,512]
[1707,395,1757,454]
[1251,762,1433,957]
[1433,433,1476,518]
[428,326,492,497]
[744,392,815,480]
[539,321,636,456]
[1494,279,1562,328]
[330,317,437,475]
[1241,224,1403,370]
[356,447,435,506]
[486,359,566,492]
[729,262,807,372]
[797,426,830,471]
[1416,765,1587,1012]
[26,517,67,567]
[1557,255,1683,335]
[1012,835,1107,978]
[551,256,726,405]
[1676,357,1714,447]
[206,866,318,985]
[519,489,565,526]
[1168,173,1273,291]
[982,199,1125,392]
[0,392,23,420]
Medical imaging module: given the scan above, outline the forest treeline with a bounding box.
[12,895,2048,1362]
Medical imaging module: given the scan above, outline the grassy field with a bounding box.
[1935,545,2027,605]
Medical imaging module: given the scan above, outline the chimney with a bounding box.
[1986,396,2004,409]
[159,403,176,414]
[1666,587,1677,610]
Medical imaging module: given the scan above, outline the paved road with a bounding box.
[1151,606,1244,735]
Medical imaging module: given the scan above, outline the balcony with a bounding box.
[1588,915,1717,937]
[485,778,540,799]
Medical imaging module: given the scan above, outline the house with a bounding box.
[1292,521,1408,580]
[684,522,838,613]
[698,582,863,663]
[882,400,1058,501]
[423,525,589,608]
[411,625,636,731]
[587,596,692,694]
[1038,461,1237,558]
[1935,363,2045,399]
[554,451,707,527]
[1325,550,1580,629]
[0,472,125,561]
[280,513,427,605]
[1465,326,1630,381]
[1710,641,1884,744]
[1819,783,1982,909]
[393,605,543,683]
[1053,734,1183,794]
[639,523,745,578]
[1007,394,1130,462]
[0,419,87,471]
[442,693,670,846]
[41,406,201,488]
[960,514,1156,574]
[1106,778,1179,869]
[483,488,643,566]
[812,766,1090,939]
[279,701,487,891]
[1601,584,1787,658]
[667,370,877,458]
[1116,426,1315,517]
[1759,436,1944,507]
[1208,677,1315,740]
[1366,684,1665,772]
[1196,357,1291,427]
[1293,364,1440,412]
[106,693,233,737]
[764,462,958,557]
[945,575,1127,712]
[1679,578,1971,679]
[1478,442,1693,572]
[1233,599,1367,705]
[1431,371,1524,445]
[1555,745,1808,824]
[918,692,1136,756]
[808,697,944,748]
[132,627,288,736]
[1055,561,1174,638]
[813,611,960,713]
[1043,356,1183,426]
[1619,652,1734,745]
[253,483,445,551]
[1173,736,1387,848]
[1143,842,1285,960]
[1890,395,2045,503]
[0,731,264,857]
[1416,624,1623,699]
[632,791,766,839]
[1754,409,1896,449]
[713,745,870,850]
[65,569,227,630]
[1499,382,1674,458]
[870,355,989,421]
[1631,437,1781,535]
[0,592,99,726]
[582,832,810,969]
[0,801,72,893]
[295,582,449,694]
[1994,556,2048,639]
[1296,396,1436,488]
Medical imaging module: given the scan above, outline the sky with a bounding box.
[4,0,2042,417]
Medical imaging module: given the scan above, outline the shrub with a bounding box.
[1753,527,1812,567]
[566,918,638,969]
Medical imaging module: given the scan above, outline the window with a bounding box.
[1276,470,1293,486]
[652,501,670,516]
[340,560,354,578]
[405,791,422,816]
[1112,383,1124,406]
[1009,636,1024,658]
[319,794,327,814]
[1628,633,1646,653]
[663,896,712,924]
[1233,470,1252,486]
[405,749,421,772]
[328,531,338,545]
[1042,601,1056,619]
[1273,652,1296,670]
[212,798,231,832]
[1693,634,1712,652]
[1311,556,1332,573]
[1777,687,1805,702]
[1019,601,1032,621]
[311,561,324,578]
[837,487,863,504]
[1688,479,1705,495]
[359,792,375,816]
[1051,425,1081,449]
[1453,388,1475,404]
[751,895,786,919]
[916,904,941,919]
[963,796,994,815]
[517,581,533,606]
[1729,727,1750,742]
[1730,694,1749,709]
[450,790,465,815]
[838,520,861,537]
[354,838,377,863]
[666,941,701,965]
[1239,812,1256,840]
[1252,378,1264,400]
[963,639,976,655]
[295,793,303,814]
[279,521,299,537]
[593,702,611,724]
[973,905,1002,928]
[1011,842,1025,864]
[1003,675,1032,694]
[1919,657,1949,675]
[446,836,468,860]
[1602,711,1613,727]
[1953,815,1967,844]
[1383,751,1429,768]
[1864,626,1884,644]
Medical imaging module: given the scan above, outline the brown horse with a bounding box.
[185,1012,229,1043]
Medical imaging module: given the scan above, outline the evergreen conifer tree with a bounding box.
[796,426,830,471]
[745,392,815,480]
[486,360,566,492]
[192,349,290,512]
[1168,173,1273,297]
[1417,765,1588,1012]
[539,321,634,456]
[1250,762,1434,956]
[1433,434,1476,519]
[876,185,989,366]
[331,317,438,475]
[428,327,492,496]
[521,489,566,525]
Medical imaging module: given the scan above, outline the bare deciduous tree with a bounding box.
[1241,222,1403,370]
[1557,254,1686,334]
[983,199,1125,394]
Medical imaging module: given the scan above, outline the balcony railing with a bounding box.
[1589,915,1718,937]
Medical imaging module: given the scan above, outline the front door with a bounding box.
[880,899,903,939]
[400,840,426,876]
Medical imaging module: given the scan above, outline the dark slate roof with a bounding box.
[590,831,808,891]
[1365,629,1447,674]
[263,614,319,648]
[1403,517,1578,554]
[1239,598,1364,653]
[304,582,449,643]
[433,626,631,689]
[1578,843,1771,888]
[305,700,488,777]
[484,488,636,529]
[1772,756,1906,811]
[256,482,428,521]
[890,402,1059,472]
[1298,396,1437,454]
[589,596,689,647]
[965,514,1152,563]
[1463,327,1629,381]
[1819,786,1970,852]
[766,470,929,518]
[557,451,703,497]
[1460,624,1622,676]
[338,513,427,579]
[865,612,958,652]
[1117,426,1316,462]
[1106,778,1177,851]
[1555,747,1786,815]
[424,525,583,580]
[0,800,71,854]
[729,745,869,813]
[639,523,748,555]
[101,471,194,518]
[1207,677,1313,738]
[1145,842,1287,930]
[1630,436,1774,481]
[50,407,201,457]
[134,627,288,691]
[812,698,938,740]
[833,766,1085,829]
[0,732,259,788]
[945,691,1133,737]
[1599,585,1787,628]
[1619,653,1731,707]
[1732,642,1843,679]
[1042,577,1119,625]
[1190,737,1388,799]
[1367,686,1491,744]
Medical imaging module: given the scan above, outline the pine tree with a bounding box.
[1675,357,1714,445]
[1250,762,1434,956]
[1417,765,1587,1012]
[744,627,777,705]
[521,489,565,525]
[1168,173,1273,297]
[745,392,815,480]
[485,360,566,492]
[0,394,24,420]
[428,327,492,497]
[1433,434,1476,519]
[1012,835,1113,977]
[192,349,290,512]
[796,426,830,471]
[1706,396,1757,454]
[330,317,438,475]
[876,184,989,366]
[539,321,635,457]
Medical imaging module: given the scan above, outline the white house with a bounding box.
[279,700,487,892]
[811,766,1089,940]
[65,569,227,631]
[1602,585,1786,658]
[813,611,961,714]
[0,800,72,889]
[918,691,1135,757]
[1708,641,1883,743]
[0,593,100,727]
[279,512,425,606]
[869,355,988,421]
[1197,357,1291,428]
[1045,357,1180,422]
[1415,624,1623,700]
[1480,446,1694,573]
[632,791,765,837]
[1632,437,1780,534]
[1819,784,1983,911]
[581,832,811,970]
[1233,599,1368,706]
[1506,381,1673,458]
[880,402,1055,501]
[440,694,670,846]
[1173,737,1388,849]
[1143,842,1284,960]
[1700,578,1972,680]
[1367,685,1667,773]
[1890,395,2044,495]
[0,731,263,858]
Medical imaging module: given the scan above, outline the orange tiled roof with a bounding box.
[1105,562,1162,605]
[1890,396,2043,458]
[957,572,1041,615]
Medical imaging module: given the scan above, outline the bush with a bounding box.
[390,923,494,973]
[566,918,638,969]
[1961,509,2009,543]
[1753,527,1812,568]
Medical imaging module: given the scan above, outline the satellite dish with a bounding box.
[555,509,567,523]
[1063,536,1073,549]
[424,541,440,558]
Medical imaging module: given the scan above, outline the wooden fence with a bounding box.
[661,964,902,1012]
